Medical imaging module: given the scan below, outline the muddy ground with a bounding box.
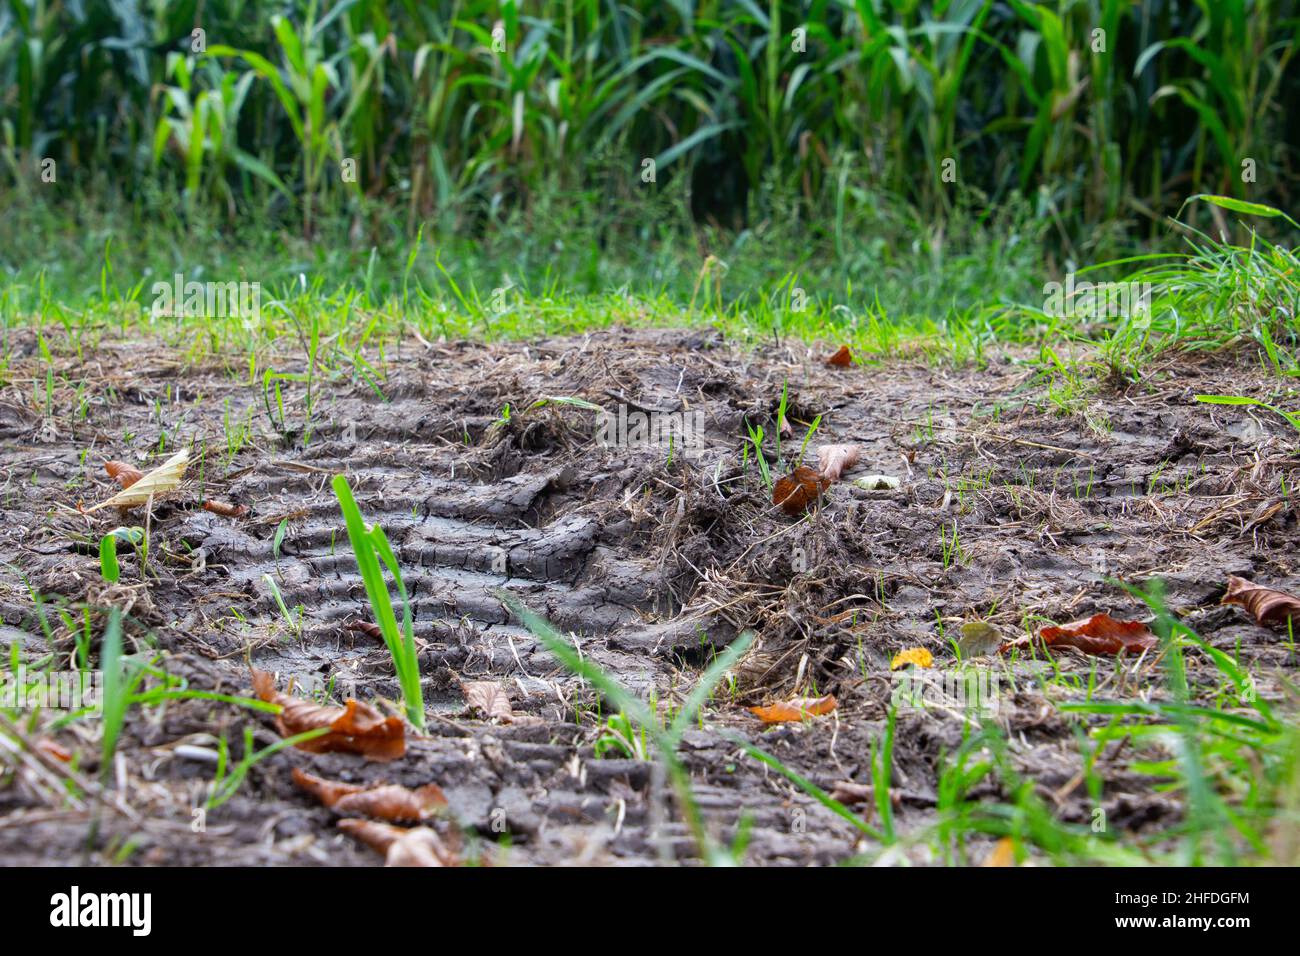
[1,327,1297,865]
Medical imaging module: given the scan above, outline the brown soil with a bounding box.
[1,327,1297,865]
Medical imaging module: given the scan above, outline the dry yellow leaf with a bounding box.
[83,448,190,513]
[890,647,933,670]
[981,837,1017,867]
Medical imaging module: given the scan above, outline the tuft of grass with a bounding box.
[206,725,328,811]
[261,573,304,640]
[331,474,424,730]
[498,589,753,864]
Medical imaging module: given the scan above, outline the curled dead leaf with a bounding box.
[890,647,933,670]
[203,498,249,518]
[460,680,514,722]
[816,443,862,481]
[292,767,446,822]
[749,694,837,723]
[1222,575,1300,630]
[1006,613,1156,657]
[778,411,793,437]
[251,669,405,761]
[826,345,853,367]
[829,781,873,805]
[773,465,831,516]
[338,818,458,867]
[104,461,143,489]
[36,739,73,762]
[344,618,383,641]
[83,448,190,513]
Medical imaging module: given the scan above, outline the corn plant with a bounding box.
[6,0,1298,238]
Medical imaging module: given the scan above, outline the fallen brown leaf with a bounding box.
[958,621,1004,657]
[338,818,458,867]
[104,461,143,489]
[251,669,405,761]
[292,767,446,822]
[344,618,383,641]
[460,680,514,722]
[749,694,837,723]
[203,498,248,518]
[816,443,861,481]
[1222,575,1300,629]
[826,345,853,367]
[773,465,831,515]
[36,739,73,762]
[829,780,873,805]
[1005,613,1157,657]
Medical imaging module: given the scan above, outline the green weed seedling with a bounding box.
[98,527,144,583]
[594,711,649,761]
[499,590,752,864]
[206,725,328,811]
[1195,394,1300,437]
[261,573,304,640]
[96,609,278,785]
[332,474,425,730]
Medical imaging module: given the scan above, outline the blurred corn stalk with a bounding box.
[1,0,1296,239]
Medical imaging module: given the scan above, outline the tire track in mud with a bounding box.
[173,451,672,704]
[4,330,1300,865]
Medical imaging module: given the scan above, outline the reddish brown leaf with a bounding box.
[292,768,446,822]
[773,466,831,516]
[826,345,853,367]
[749,694,838,723]
[1222,575,1300,630]
[338,818,458,867]
[203,498,248,518]
[1033,613,1156,656]
[816,443,862,481]
[104,460,143,489]
[344,618,383,640]
[251,669,405,761]
[36,739,73,762]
